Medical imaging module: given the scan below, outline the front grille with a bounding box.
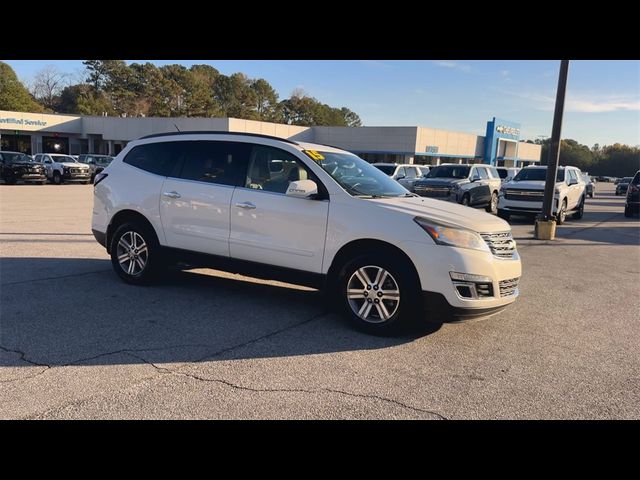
[499,277,519,297]
[505,189,544,202]
[416,186,451,198]
[480,232,516,259]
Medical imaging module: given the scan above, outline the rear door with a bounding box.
[229,144,329,272]
[159,140,250,257]
[471,166,491,205]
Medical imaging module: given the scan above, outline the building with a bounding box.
[0,110,541,167]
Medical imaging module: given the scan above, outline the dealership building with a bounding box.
[0,110,541,167]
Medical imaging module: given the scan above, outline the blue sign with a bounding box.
[484,117,521,165]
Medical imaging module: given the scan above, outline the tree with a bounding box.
[30,65,69,111]
[0,61,44,112]
[340,107,362,127]
[250,78,280,121]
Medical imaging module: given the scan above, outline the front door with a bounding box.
[229,144,329,272]
[159,140,250,257]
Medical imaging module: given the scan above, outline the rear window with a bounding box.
[124,142,179,176]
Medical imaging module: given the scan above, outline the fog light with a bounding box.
[449,272,492,283]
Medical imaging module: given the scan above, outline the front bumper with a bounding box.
[422,291,510,322]
[63,171,91,181]
[400,240,521,311]
[92,229,107,248]
[19,173,46,182]
[498,196,558,215]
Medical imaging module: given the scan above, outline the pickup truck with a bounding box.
[33,153,92,184]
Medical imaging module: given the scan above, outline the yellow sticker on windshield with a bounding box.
[303,150,325,161]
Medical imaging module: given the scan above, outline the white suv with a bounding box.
[92,132,521,334]
[498,165,586,224]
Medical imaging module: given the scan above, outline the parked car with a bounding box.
[624,171,639,217]
[495,167,521,183]
[582,173,595,198]
[413,163,502,214]
[0,151,47,184]
[418,166,430,178]
[371,163,424,192]
[92,132,521,335]
[33,153,92,184]
[77,154,114,181]
[498,165,585,224]
[615,177,633,196]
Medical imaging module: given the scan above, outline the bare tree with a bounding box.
[30,65,70,110]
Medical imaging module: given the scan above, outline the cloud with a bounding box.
[433,61,471,73]
[503,90,640,113]
[359,60,392,69]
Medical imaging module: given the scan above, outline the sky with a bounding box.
[4,60,639,147]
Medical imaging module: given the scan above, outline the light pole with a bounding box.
[535,60,570,240]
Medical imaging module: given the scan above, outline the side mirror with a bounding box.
[395,174,406,180]
[286,179,318,198]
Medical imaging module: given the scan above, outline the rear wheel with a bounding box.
[337,253,421,335]
[556,199,568,225]
[625,205,633,218]
[110,221,164,285]
[486,191,498,214]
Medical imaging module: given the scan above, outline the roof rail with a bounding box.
[139,130,299,145]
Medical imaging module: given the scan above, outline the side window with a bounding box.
[123,142,179,177]
[478,167,489,180]
[396,167,406,178]
[470,167,479,180]
[44,156,52,164]
[245,145,315,195]
[405,167,417,179]
[567,169,577,184]
[175,141,250,186]
[489,167,500,179]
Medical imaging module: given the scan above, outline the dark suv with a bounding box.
[413,163,502,214]
[0,151,46,184]
[77,154,114,181]
[624,171,639,217]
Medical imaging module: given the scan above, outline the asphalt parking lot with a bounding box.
[1,182,639,419]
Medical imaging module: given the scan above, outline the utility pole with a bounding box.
[535,60,570,240]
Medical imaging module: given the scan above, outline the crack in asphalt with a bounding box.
[1,269,111,286]
[126,352,446,419]
[0,344,51,383]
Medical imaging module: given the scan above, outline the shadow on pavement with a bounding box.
[0,257,441,369]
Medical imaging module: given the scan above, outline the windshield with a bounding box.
[513,168,565,182]
[426,165,470,179]
[1,152,29,163]
[313,152,409,198]
[52,155,77,163]
[372,165,396,176]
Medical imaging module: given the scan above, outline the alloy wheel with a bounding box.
[116,231,149,276]
[347,265,400,323]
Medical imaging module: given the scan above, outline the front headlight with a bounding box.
[413,217,490,253]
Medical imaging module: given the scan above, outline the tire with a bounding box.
[573,196,585,219]
[110,221,164,285]
[556,199,568,225]
[461,194,470,207]
[486,191,498,214]
[52,172,62,185]
[497,209,510,221]
[336,252,421,336]
[625,205,633,218]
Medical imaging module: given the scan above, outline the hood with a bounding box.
[369,196,510,233]
[415,177,465,186]
[504,180,561,190]
[61,162,89,168]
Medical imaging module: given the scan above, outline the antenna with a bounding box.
[174,124,181,132]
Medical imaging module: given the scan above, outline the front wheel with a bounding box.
[461,194,470,207]
[486,191,498,214]
[52,172,62,185]
[573,196,585,219]
[337,254,421,335]
[110,222,164,285]
[556,199,568,225]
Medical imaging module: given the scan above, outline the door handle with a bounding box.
[235,201,256,210]
[163,191,181,199]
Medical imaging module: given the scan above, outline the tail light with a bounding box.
[94,172,108,186]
